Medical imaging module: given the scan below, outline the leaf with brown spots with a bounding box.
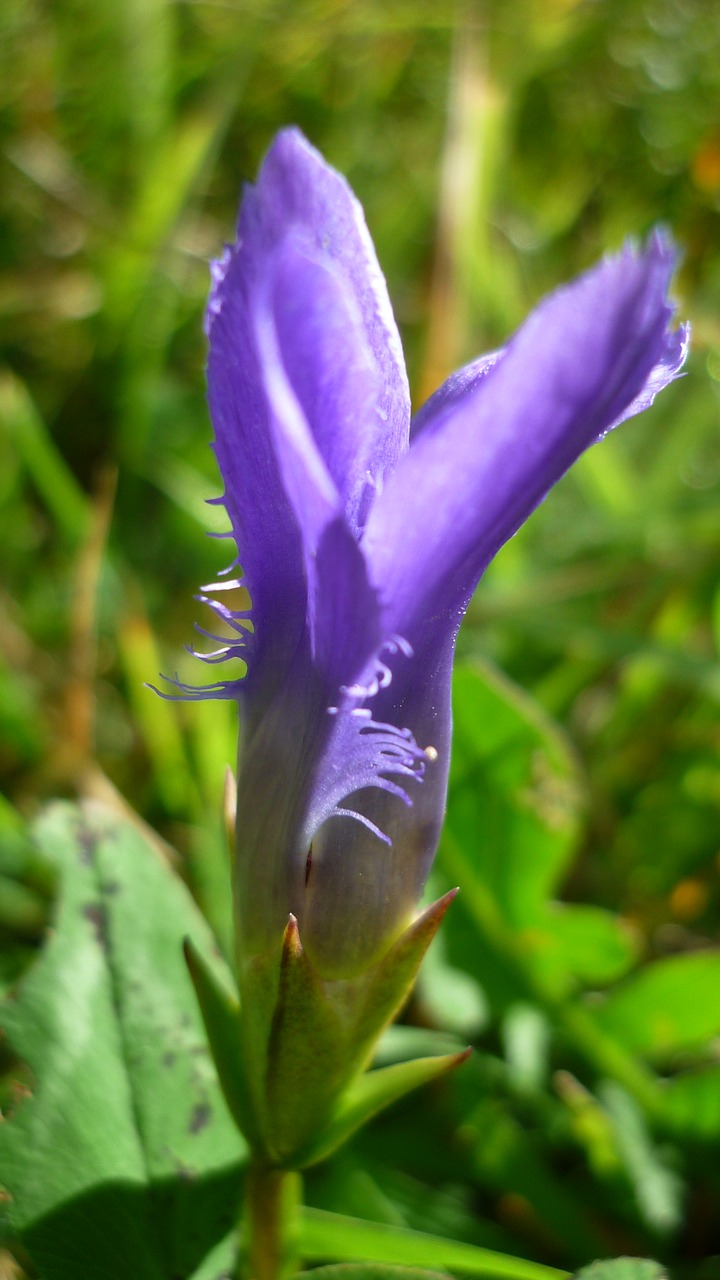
[0,802,245,1280]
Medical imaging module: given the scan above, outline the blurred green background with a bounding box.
[1,0,719,1276]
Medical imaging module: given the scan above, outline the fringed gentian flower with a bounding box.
[186,129,687,984]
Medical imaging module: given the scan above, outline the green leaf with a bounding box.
[599,1084,683,1233]
[592,951,720,1060]
[189,1230,237,1280]
[663,1066,720,1138]
[291,1266,452,1280]
[308,1152,516,1254]
[352,891,460,1065]
[296,1049,470,1168]
[102,104,229,335]
[184,935,258,1149]
[461,1097,606,1259]
[527,904,638,990]
[443,663,618,1000]
[0,802,245,1280]
[501,1003,549,1092]
[0,370,89,547]
[416,929,489,1039]
[373,1025,468,1066]
[447,661,585,929]
[573,1261,667,1280]
[299,1208,570,1280]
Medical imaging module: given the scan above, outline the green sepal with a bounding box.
[183,935,259,1149]
[350,889,459,1067]
[242,890,459,1167]
[294,1047,471,1168]
[263,915,352,1161]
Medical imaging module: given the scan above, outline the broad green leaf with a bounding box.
[439,664,637,1007]
[526,905,638,990]
[0,801,245,1280]
[189,1230,237,1280]
[573,1261,666,1280]
[434,823,536,1013]
[299,1208,569,1280]
[0,810,55,996]
[663,1066,720,1139]
[447,662,585,929]
[592,951,720,1061]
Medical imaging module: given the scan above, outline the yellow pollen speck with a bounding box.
[424,745,438,762]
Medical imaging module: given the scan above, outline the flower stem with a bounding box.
[241,1164,302,1280]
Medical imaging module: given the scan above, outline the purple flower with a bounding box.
[192,128,687,980]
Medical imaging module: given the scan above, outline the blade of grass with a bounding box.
[0,370,88,548]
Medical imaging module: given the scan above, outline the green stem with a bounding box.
[241,1164,302,1280]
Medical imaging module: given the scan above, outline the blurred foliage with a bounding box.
[1,0,719,1276]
